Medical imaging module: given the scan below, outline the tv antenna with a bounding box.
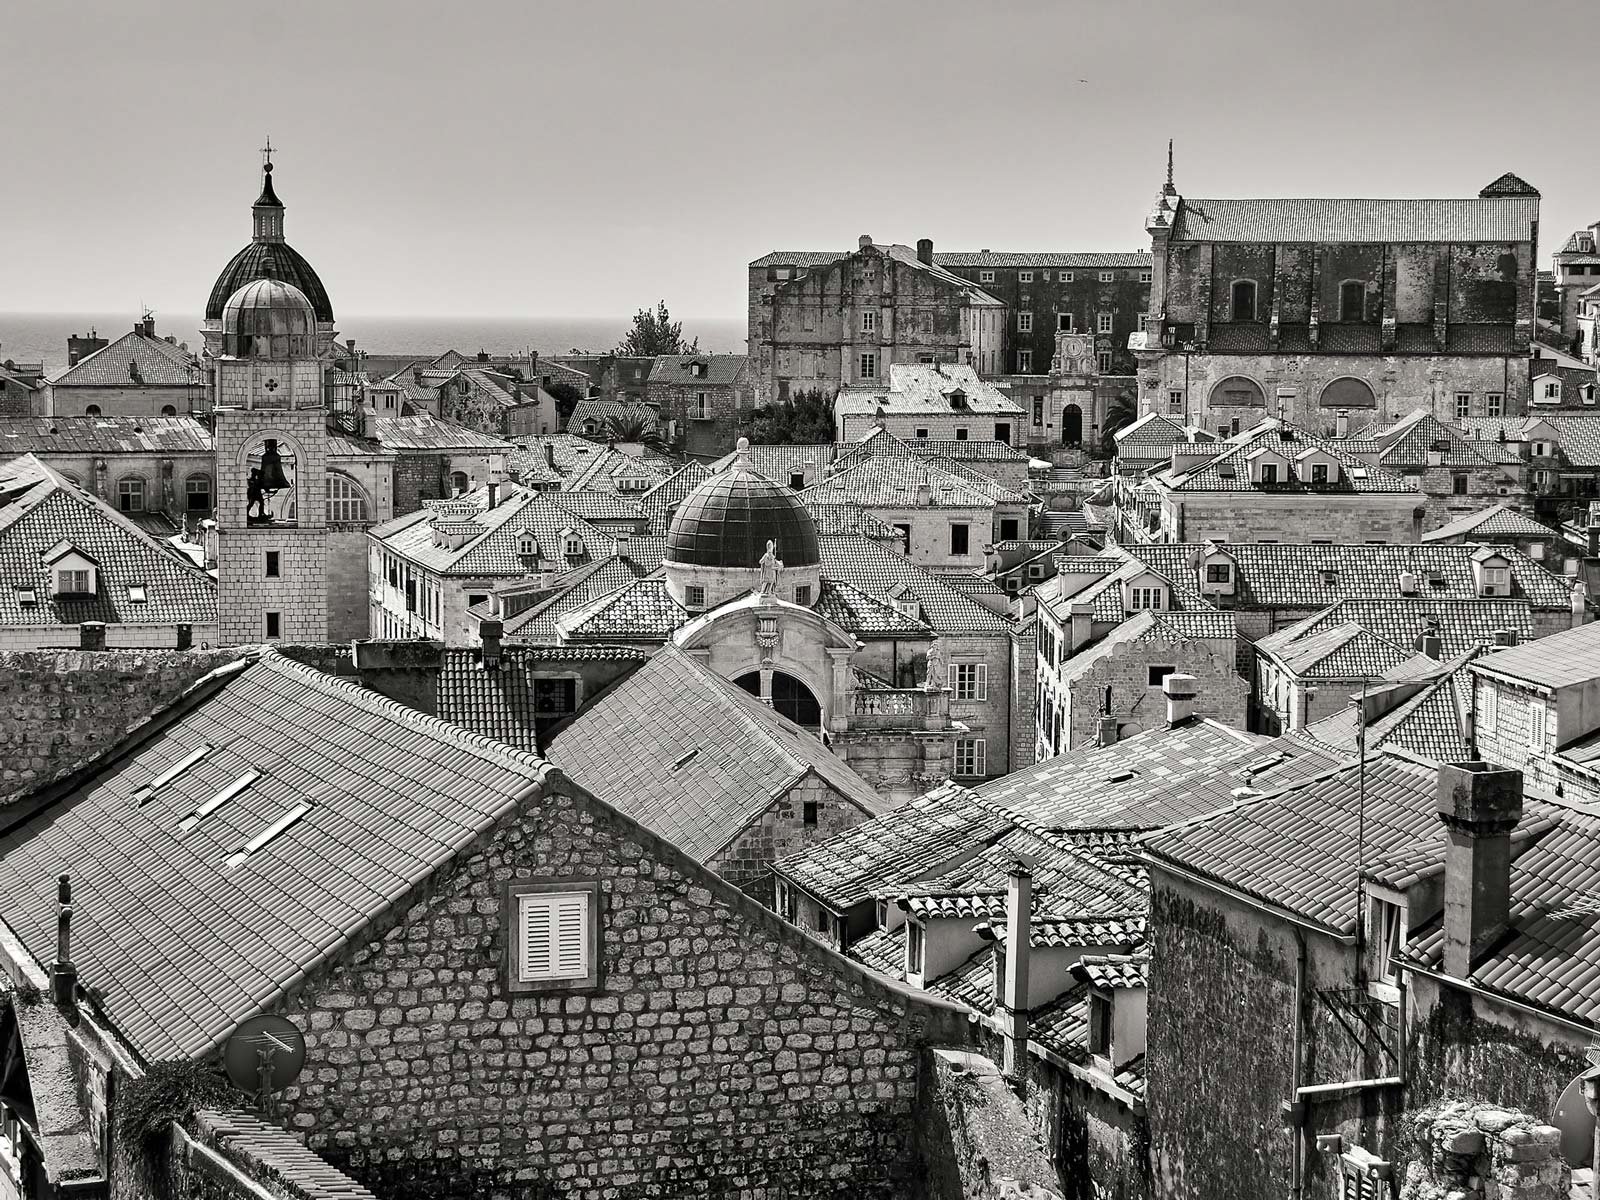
[224,1014,306,1114]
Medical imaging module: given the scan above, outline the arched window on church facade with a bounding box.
[327,473,370,523]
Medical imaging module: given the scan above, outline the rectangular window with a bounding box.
[1373,900,1405,986]
[1486,392,1504,417]
[1018,350,1033,373]
[1260,463,1280,484]
[57,569,92,595]
[950,523,970,555]
[1528,701,1547,750]
[893,523,911,554]
[802,800,818,826]
[1311,463,1330,484]
[914,428,928,439]
[955,738,987,777]
[1455,392,1471,420]
[859,352,877,380]
[794,584,812,605]
[685,585,706,608]
[789,470,805,489]
[1139,270,1153,283]
[1000,518,1019,540]
[1060,271,1075,282]
[508,881,599,990]
[1131,586,1165,610]
[861,309,878,333]
[1097,351,1113,373]
[265,551,280,578]
[907,921,926,973]
[1058,313,1074,331]
[814,904,830,934]
[1018,311,1033,333]
[953,662,988,701]
[1088,992,1112,1057]
[1018,271,1034,283]
[1033,396,1044,425]
[1168,389,1184,413]
[1148,665,1175,687]
[1479,684,1498,733]
[1099,271,1115,283]
[1205,563,1230,582]
[265,612,281,639]
[979,270,995,283]
[1453,474,1469,495]
[532,678,579,729]
[116,478,145,513]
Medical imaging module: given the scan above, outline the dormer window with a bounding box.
[45,543,98,597]
[949,390,968,411]
[128,584,147,604]
[561,530,583,558]
[1130,584,1165,611]
[16,586,36,607]
[517,531,538,558]
[1205,563,1230,583]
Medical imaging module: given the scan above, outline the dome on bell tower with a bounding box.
[205,154,334,323]
[220,279,317,359]
[667,439,821,569]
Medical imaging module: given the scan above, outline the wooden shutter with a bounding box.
[519,892,589,981]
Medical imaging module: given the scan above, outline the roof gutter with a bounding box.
[194,770,551,1063]
[1141,855,1354,943]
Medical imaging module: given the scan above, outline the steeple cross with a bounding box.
[261,135,274,170]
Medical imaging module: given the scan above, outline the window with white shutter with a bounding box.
[507,880,600,991]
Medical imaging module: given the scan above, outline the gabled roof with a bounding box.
[1258,597,1535,664]
[708,443,830,482]
[645,354,748,387]
[1169,195,1540,244]
[1298,652,1478,764]
[1421,504,1560,543]
[0,652,551,1060]
[547,646,890,861]
[750,249,1151,270]
[369,482,615,576]
[49,327,198,388]
[1114,413,1190,454]
[0,416,212,455]
[1159,419,1415,493]
[370,416,512,453]
[1115,542,1577,613]
[0,455,216,627]
[550,490,645,523]
[834,364,1023,418]
[798,455,1003,510]
[975,720,1264,831]
[1366,410,1500,470]
[638,460,714,515]
[501,555,653,644]
[818,535,1013,633]
[567,399,659,436]
[436,643,647,752]
[1471,620,1600,691]
[1458,415,1600,468]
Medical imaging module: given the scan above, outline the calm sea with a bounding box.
[0,312,746,378]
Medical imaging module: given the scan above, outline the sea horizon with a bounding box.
[0,311,747,379]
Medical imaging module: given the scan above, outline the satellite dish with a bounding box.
[1554,1072,1596,1167]
[224,1014,306,1096]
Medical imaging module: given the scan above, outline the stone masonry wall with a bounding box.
[268,771,971,1198]
[1398,1102,1571,1200]
[0,647,237,804]
[1065,637,1245,750]
[707,773,875,906]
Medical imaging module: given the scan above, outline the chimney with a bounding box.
[79,621,106,651]
[1096,715,1119,747]
[141,314,156,338]
[1435,761,1523,978]
[1000,861,1032,1079]
[1068,602,1095,653]
[51,874,76,1007]
[1573,581,1590,629]
[917,238,934,266]
[1587,523,1600,557]
[915,482,931,507]
[1335,409,1350,439]
[1416,630,1443,659]
[481,619,504,671]
[858,234,873,250]
[413,368,424,385]
[614,532,631,562]
[351,639,445,715]
[487,481,499,509]
[1491,628,1518,648]
[1164,672,1200,727]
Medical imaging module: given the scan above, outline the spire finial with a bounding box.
[1164,139,1176,197]
[261,135,274,173]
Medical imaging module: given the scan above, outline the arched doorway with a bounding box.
[1063,404,1083,447]
[735,670,823,731]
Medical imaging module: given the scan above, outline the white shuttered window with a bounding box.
[518,891,590,982]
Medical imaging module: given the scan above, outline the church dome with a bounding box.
[205,160,334,322]
[667,440,821,569]
[220,279,317,359]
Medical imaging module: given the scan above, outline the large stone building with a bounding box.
[748,237,1006,405]
[45,315,202,417]
[1552,217,1600,352]
[1134,165,1542,433]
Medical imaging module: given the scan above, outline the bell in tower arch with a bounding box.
[246,438,296,525]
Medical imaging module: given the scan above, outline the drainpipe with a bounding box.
[1289,929,1307,1200]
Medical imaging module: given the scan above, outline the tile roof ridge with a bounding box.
[257,651,555,778]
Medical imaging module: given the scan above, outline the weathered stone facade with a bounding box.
[706,772,876,905]
[1054,636,1245,753]
[1397,1102,1571,1200]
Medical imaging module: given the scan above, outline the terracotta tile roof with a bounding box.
[1146,609,1236,641]
[813,578,933,635]
[804,504,902,540]
[799,455,999,511]
[1072,952,1149,991]
[502,556,652,643]
[547,646,889,861]
[1030,982,1090,1060]
[193,1111,378,1200]
[566,399,659,436]
[1260,598,1536,664]
[638,461,713,515]
[1169,196,1539,243]
[646,354,749,387]
[49,327,198,388]
[1114,413,1191,453]
[563,445,675,494]
[1259,621,1415,679]
[749,250,854,268]
[1422,504,1561,542]
[926,948,995,1011]
[0,416,212,454]
[550,490,645,523]
[776,784,1014,909]
[818,535,1014,633]
[1116,542,1577,613]
[831,428,1029,473]
[0,652,549,1060]
[977,720,1264,830]
[556,577,686,641]
[834,364,1022,418]
[1472,620,1600,690]
[1159,420,1415,493]
[846,924,906,975]
[371,416,512,453]
[707,443,830,483]
[1459,416,1600,468]
[933,251,1152,268]
[1367,411,1501,470]
[1128,734,1343,823]
[0,455,216,627]
[370,483,614,577]
[1144,756,1472,933]
[913,439,1030,463]
[903,893,1005,920]
[435,644,646,752]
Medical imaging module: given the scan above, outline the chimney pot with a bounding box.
[1418,633,1443,659]
[1068,602,1095,654]
[1435,761,1523,979]
[917,238,934,266]
[51,873,76,1007]
[1096,715,1119,747]
[1163,672,1200,727]
[487,481,499,509]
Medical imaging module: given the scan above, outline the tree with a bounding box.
[603,410,670,453]
[614,301,699,356]
[1100,396,1137,455]
[740,389,836,445]
[545,380,585,426]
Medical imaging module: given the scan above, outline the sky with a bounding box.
[4,0,1595,321]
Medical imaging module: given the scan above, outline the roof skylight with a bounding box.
[132,743,212,806]
[226,802,310,869]
[178,769,260,833]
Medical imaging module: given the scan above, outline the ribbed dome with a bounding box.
[667,443,821,569]
[220,279,317,359]
[206,242,333,322]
